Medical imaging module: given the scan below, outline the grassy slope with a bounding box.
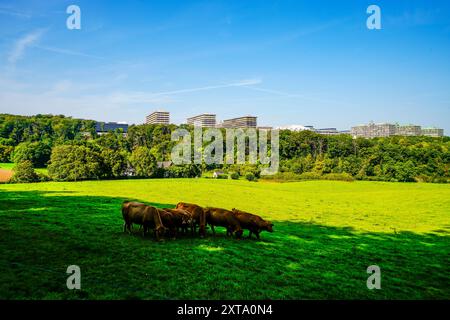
[0,179,449,299]
[0,162,48,175]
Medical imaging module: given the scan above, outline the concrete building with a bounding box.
[187,113,216,127]
[396,124,422,136]
[95,122,128,135]
[219,115,257,128]
[257,126,273,131]
[352,122,444,138]
[315,128,339,135]
[277,124,314,132]
[351,122,397,138]
[146,111,170,125]
[422,127,444,137]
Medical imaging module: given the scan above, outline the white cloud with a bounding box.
[147,78,262,96]
[0,7,31,18]
[8,29,45,66]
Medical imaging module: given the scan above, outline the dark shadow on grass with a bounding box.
[0,189,449,300]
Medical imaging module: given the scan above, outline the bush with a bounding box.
[322,173,354,182]
[217,174,228,179]
[298,172,322,180]
[10,161,39,183]
[230,172,240,180]
[245,172,256,181]
[260,172,301,181]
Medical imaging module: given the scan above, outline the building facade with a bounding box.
[351,123,397,138]
[219,116,257,128]
[95,122,128,135]
[352,122,444,138]
[186,114,216,127]
[396,125,422,136]
[146,111,170,125]
[421,127,444,137]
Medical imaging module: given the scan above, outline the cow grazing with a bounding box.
[162,208,193,235]
[204,207,243,238]
[175,202,206,237]
[157,208,178,239]
[231,208,273,240]
[122,201,166,241]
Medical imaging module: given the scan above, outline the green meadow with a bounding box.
[0,179,449,299]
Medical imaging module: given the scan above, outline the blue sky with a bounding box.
[0,0,449,132]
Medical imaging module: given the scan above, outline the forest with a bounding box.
[0,113,448,183]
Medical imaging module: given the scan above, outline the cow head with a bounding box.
[176,202,185,209]
[262,221,274,232]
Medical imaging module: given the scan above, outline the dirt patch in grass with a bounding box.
[0,169,13,182]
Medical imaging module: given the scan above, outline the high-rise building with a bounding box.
[219,116,257,128]
[186,114,216,127]
[146,111,170,125]
[422,127,444,137]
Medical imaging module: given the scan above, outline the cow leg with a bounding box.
[248,231,253,239]
[123,222,127,233]
[211,225,216,236]
[255,231,260,240]
[142,226,147,237]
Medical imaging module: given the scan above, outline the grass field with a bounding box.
[0,163,48,182]
[0,179,449,299]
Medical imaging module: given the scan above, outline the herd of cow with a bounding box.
[122,201,274,241]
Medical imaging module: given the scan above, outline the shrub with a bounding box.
[10,161,39,183]
[322,173,354,182]
[217,174,228,179]
[245,172,256,181]
[230,172,240,180]
[298,172,322,180]
[261,172,302,181]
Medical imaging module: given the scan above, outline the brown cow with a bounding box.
[157,208,178,239]
[122,202,166,241]
[175,202,206,237]
[162,208,193,235]
[204,207,243,238]
[231,208,273,240]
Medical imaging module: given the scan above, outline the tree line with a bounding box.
[0,113,448,183]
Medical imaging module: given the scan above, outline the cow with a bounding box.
[121,201,166,241]
[231,208,273,240]
[162,208,193,235]
[175,202,206,237]
[157,208,178,239]
[204,207,243,238]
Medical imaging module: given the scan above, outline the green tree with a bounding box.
[129,146,157,177]
[48,145,103,181]
[101,148,129,178]
[12,141,51,167]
